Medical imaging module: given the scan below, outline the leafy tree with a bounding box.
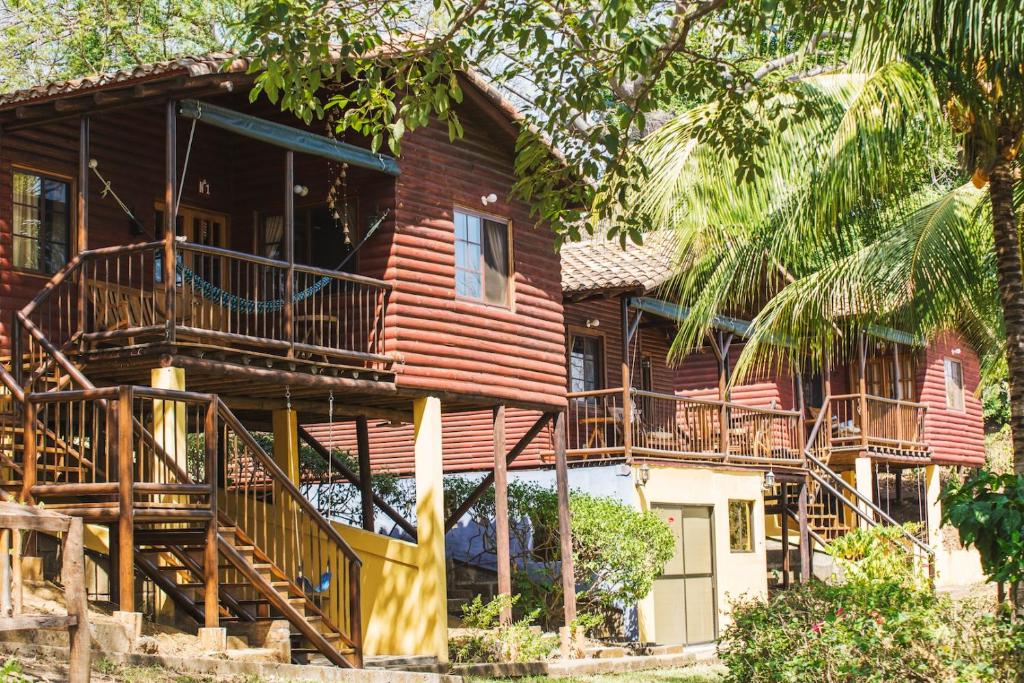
[240,0,845,243]
[0,0,244,90]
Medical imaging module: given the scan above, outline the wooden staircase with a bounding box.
[0,253,364,668]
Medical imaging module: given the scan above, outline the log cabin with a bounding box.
[0,53,571,668]
[0,51,988,667]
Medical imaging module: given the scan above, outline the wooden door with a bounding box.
[652,505,717,645]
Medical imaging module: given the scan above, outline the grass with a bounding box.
[468,663,727,683]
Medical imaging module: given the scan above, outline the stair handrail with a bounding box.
[216,399,362,566]
[0,362,24,404]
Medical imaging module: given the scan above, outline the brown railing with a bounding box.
[218,403,362,665]
[824,393,928,455]
[565,387,803,466]
[12,241,392,378]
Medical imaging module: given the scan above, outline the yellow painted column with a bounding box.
[413,396,448,663]
[272,409,300,577]
[632,469,656,644]
[150,366,186,623]
[854,457,874,530]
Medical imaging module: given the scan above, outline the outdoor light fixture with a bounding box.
[586,318,600,328]
[294,184,309,197]
[480,192,498,206]
[615,463,631,477]
[637,463,651,488]
[763,468,776,490]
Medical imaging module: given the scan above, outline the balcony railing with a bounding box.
[564,387,804,466]
[816,393,928,456]
[24,241,392,371]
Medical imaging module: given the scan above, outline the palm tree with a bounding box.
[634,1,1024,475]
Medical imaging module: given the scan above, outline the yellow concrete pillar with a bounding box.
[151,367,187,476]
[632,473,656,644]
[272,409,300,571]
[413,396,448,663]
[854,457,874,530]
[150,367,185,623]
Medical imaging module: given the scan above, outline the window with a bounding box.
[569,333,604,393]
[728,500,754,552]
[454,209,510,305]
[260,204,357,271]
[944,358,964,410]
[12,170,71,274]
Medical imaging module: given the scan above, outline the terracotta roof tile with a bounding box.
[0,53,252,108]
[561,231,677,295]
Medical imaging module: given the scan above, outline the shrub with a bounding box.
[825,523,924,590]
[448,594,558,664]
[719,525,1024,682]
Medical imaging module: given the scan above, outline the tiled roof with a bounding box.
[561,231,677,295]
[0,53,251,108]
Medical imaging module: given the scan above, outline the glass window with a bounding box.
[728,500,754,552]
[455,209,510,305]
[261,205,355,272]
[13,171,71,274]
[945,358,964,410]
[570,334,603,393]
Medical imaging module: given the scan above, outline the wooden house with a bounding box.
[0,54,571,668]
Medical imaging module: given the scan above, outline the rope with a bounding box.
[176,261,334,313]
[174,118,198,219]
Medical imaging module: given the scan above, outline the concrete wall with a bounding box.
[633,465,768,642]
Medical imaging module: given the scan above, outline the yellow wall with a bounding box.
[332,523,446,657]
[634,465,768,642]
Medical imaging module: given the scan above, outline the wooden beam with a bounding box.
[798,480,811,582]
[116,386,135,612]
[64,516,90,683]
[296,426,417,540]
[443,412,553,532]
[356,417,374,532]
[780,482,791,589]
[492,405,511,624]
[222,396,411,423]
[620,295,633,462]
[553,411,577,627]
[164,99,177,343]
[76,115,89,333]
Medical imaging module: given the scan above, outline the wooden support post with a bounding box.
[780,482,791,589]
[203,399,219,628]
[284,150,295,356]
[11,529,22,615]
[356,417,374,532]
[117,386,135,612]
[858,334,869,447]
[76,115,89,339]
[64,516,91,683]
[492,405,512,624]
[620,296,633,462]
[108,523,119,606]
[10,312,22,387]
[20,401,36,503]
[798,480,811,582]
[0,530,10,617]
[553,411,577,627]
[164,99,177,343]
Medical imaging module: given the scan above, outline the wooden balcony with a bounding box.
[563,387,805,468]
[15,241,395,396]
[808,392,929,465]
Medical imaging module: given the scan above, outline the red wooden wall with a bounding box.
[916,331,985,467]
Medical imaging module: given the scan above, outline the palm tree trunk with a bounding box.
[989,152,1024,478]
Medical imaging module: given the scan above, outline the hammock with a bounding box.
[176,261,333,314]
[175,211,389,314]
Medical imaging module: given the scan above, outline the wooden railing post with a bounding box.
[20,400,36,503]
[720,401,729,460]
[284,151,295,356]
[164,99,177,344]
[116,385,135,612]
[64,516,90,683]
[203,398,219,628]
[10,313,22,387]
[621,384,632,460]
[348,562,363,668]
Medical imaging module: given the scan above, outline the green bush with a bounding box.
[719,526,1024,682]
[448,594,558,664]
[444,479,675,635]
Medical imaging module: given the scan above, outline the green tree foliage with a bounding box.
[444,479,674,633]
[239,0,844,243]
[719,525,1024,682]
[0,0,244,90]
[943,471,1024,592]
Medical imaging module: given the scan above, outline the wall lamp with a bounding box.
[636,463,651,488]
[293,184,309,197]
[763,468,776,491]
